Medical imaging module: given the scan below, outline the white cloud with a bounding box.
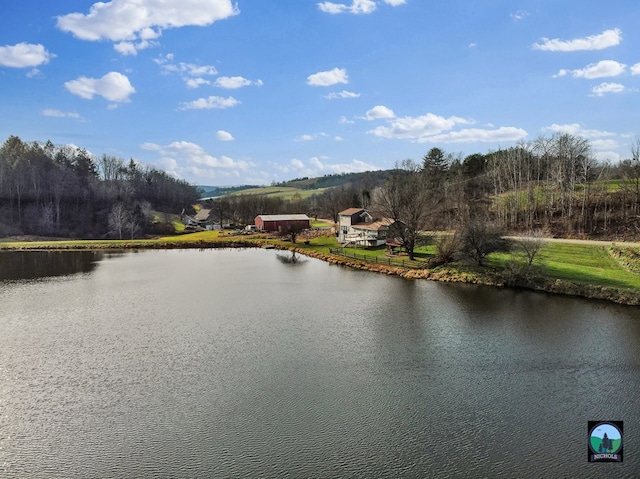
[294,133,329,142]
[324,90,360,99]
[326,90,360,100]
[114,42,139,55]
[57,0,239,54]
[179,96,240,110]
[216,130,234,141]
[363,105,395,120]
[631,63,640,75]
[291,159,305,169]
[42,109,81,119]
[543,123,616,139]
[214,76,263,89]
[590,139,619,150]
[114,29,161,55]
[533,28,622,52]
[511,10,530,21]
[141,140,251,181]
[368,112,472,139]
[591,82,625,97]
[167,63,218,77]
[594,151,621,162]
[307,67,348,86]
[542,123,621,159]
[185,78,211,88]
[339,116,355,124]
[65,72,135,102]
[318,0,377,14]
[280,156,379,176]
[421,127,528,144]
[555,60,626,79]
[364,109,527,144]
[0,42,56,68]
[318,0,404,14]
[155,55,218,87]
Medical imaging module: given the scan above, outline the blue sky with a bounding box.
[1,1,639,186]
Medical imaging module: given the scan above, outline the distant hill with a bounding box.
[275,171,392,190]
[198,170,392,199]
[197,185,260,198]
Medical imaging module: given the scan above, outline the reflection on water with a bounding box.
[0,250,104,280]
[276,250,308,265]
[1,248,639,478]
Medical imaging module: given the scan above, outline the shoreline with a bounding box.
[288,246,640,307]
[2,237,640,306]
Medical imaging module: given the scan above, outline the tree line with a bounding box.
[374,133,640,261]
[207,133,639,242]
[0,135,199,238]
[204,180,377,227]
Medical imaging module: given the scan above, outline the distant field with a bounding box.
[231,186,328,200]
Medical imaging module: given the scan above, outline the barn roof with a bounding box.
[256,214,310,221]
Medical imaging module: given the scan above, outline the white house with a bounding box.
[337,208,391,247]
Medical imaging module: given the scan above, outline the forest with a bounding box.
[0,135,199,238]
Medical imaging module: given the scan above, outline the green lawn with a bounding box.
[320,235,640,292]
[487,241,640,291]
[538,243,640,290]
[310,219,334,228]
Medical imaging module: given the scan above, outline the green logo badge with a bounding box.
[588,421,623,462]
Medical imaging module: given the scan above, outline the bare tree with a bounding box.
[433,232,460,264]
[514,230,546,267]
[623,136,640,216]
[317,184,360,223]
[374,160,432,260]
[457,220,507,266]
[108,202,129,239]
[278,223,306,243]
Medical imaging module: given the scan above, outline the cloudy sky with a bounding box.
[1,1,639,185]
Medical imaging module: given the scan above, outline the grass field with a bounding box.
[231,186,328,200]
[536,242,640,289]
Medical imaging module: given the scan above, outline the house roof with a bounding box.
[256,214,310,221]
[351,219,392,231]
[194,208,211,221]
[338,208,365,216]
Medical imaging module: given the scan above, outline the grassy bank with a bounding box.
[2,231,640,305]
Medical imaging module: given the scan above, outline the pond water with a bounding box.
[1,248,639,478]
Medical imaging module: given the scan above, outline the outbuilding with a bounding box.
[255,214,311,232]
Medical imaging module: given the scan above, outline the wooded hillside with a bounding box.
[0,135,199,238]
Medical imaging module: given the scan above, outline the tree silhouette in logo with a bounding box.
[600,433,611,453]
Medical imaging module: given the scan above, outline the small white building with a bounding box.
[337,208,391,247]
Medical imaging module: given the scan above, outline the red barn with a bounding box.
[255,214,311,232]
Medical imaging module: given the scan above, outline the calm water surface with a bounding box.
[1,248,639,478]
